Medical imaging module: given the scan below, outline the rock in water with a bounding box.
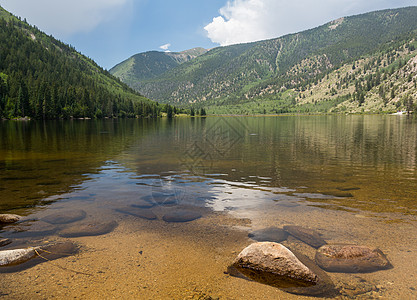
[248,227,288,243]
[0,241,78,272]
[284,225,327,248]
[0,247,37,266]
[59,221,118,237]
[115,207,157,220]
[6,220,57,237]
[162,210,201,223]
[42,209,87,224]
[0,214,21,224]
[315,244,392,273]
[0,238,12,247]
[231,242,319,288]
[131,199,155,209]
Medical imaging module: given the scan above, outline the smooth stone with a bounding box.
[248,227,288,243]
[315,244,392,273]
[115,207,157,220]
[59,221,118,237]
[231,242,319,288]
[131,199,155,209]
[7,221,57,237]
[0,241,78,272]
[0,214,21,224]
[284,225,327,249]
[0,238,12,247]
[42,209,87,224]
[162,210,201,223]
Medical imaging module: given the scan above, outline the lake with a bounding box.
[1,116,416,299]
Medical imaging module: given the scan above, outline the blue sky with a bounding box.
[1,0,416,69]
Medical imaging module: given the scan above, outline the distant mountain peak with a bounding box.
[110,47,207,83]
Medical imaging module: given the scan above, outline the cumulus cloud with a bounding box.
[205,0,417,46]
[0,0,131,36]
[159,43,171,52]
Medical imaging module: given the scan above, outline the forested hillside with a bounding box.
[114,6,417,114]
[0,6,170,120]
[110,48,207,88]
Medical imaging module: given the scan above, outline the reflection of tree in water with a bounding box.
[0,119,157,212]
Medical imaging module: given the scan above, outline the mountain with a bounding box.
[112,6,417,114]
[0,6,167,120]
[110,47,207,89]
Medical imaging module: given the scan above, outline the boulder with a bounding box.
[115,207,157,220]
[0,241,78,272]
[0,214,21,224]
[315,244,392,273]
[284,225,327,248]
[59,221,118,238]
[42,209,87,224]
[248,227,288,243]
[162,210,201,223]
[231,242,319,288]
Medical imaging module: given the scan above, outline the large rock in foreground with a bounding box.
[315,244,392,273]
[231,242,319,288]
[0,214,21,224]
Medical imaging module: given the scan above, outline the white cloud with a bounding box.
[159,43,171,52]
[205,0,417,46]
[0,0,132,36]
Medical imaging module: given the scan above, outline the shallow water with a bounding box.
[0,116,416,299]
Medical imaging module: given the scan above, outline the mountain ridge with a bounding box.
[111,6,417,114]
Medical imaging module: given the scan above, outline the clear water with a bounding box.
[0,116,416,299]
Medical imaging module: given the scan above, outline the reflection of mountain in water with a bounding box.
[121,116,417,216]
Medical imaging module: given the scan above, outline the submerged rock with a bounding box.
[284,225,327,249]
[0,241,78,272]
[131,199,155,209]
[162,210,201,223]
[248,227,288,243]
[42,209,87,224]
[0,238,12,247]
[59,220,118,237]
[0,214,21,224]
[7,220,57,237]
[231,242,319,289]
[315,244,392,273]
[115,207,157,220]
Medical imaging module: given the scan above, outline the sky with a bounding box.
[1,0,416,70]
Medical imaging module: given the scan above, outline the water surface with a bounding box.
[0,116,416,299]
